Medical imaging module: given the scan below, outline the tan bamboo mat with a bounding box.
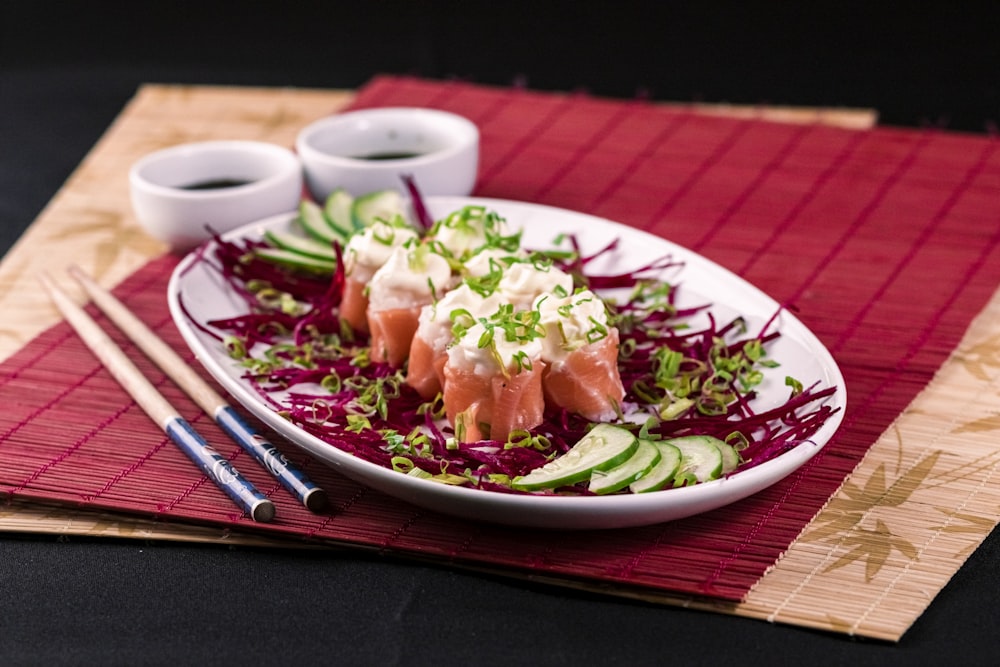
[7,81,1000,642]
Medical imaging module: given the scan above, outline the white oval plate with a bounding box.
[168,196,846,530]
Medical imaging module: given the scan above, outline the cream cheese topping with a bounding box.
[462,246,526,278]
[415,284,504,351]
[447,320,543,376]
[535,289,610,361]
[497,261,574,309]
[343,221,419,282]
[430,206,510,260]
[367,244,453,311]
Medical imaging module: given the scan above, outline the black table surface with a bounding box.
[3,3,999,664]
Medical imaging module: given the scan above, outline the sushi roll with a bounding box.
[406,283,503,399]
[340,220,418,333]
[428,205,518,262]
[366,243,453,367]
[535,289,625,421]
[441,311,546,443]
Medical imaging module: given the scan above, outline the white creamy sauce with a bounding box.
[368,244,453,311]
[447,320,543,376]
[416,284,504,351]
[535,289,608,361]
[344,221,418,282]
[462,246,526,278]
[430,207,510,259]
[496,261,574,310]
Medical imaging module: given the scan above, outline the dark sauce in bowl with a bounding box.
[181,178,253,190]
[350,151,424,161]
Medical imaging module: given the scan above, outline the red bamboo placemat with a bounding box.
[3,77,1000,617]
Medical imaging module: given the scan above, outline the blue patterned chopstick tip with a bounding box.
[215,407,329,512]
[165,417,276,522]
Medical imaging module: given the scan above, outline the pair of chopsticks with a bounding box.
[39,266,328,522]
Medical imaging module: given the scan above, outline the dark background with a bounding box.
[5,1,999,129]
[3,2,1000,664]
[5,1,1000,127]
[3,1,999,246]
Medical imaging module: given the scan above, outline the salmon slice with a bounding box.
[487,362,547,443]
[442,366,492,428]
[442,362,546,443]
[406,333,447,398]
[453,402,486,443]
[366,244,453,368]
[542,329,624,422]
[367,306,421,368]
[340,276,369,334]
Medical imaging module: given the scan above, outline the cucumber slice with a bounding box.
[252,247,337,274]
[323,188,356,235]
[629,440,682,493]
[297,199,346,245]
[511,424,638,492]
[351,189,407,228]
[589,439,661,495]
[714,440,742,474]
[670,435,725,486]
[264,229,338,263]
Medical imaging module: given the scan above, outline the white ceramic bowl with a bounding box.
[295,107,479,201]
[129,140,303,251]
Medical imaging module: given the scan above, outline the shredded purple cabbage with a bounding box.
[187,214,840,495]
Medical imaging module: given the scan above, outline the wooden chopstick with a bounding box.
[39,273,276,522]
[66,266,329,513]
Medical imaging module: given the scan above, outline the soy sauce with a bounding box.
[181,178,253,190]
[351,151,423,161]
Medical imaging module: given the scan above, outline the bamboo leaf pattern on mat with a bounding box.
[794,315,1000,585]
[823,518,920,582]
[799,417,941,580]
[236,106,311,135]
[51,207,163,280]
[802,449,941,546]
[955,331,1000,382]
[126,127,206,156]
[952,413,1000,434]
[930,510,998,560]
[800,394,1000,582]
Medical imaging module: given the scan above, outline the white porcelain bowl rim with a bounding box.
[295,107,479,168]
[129,140,301,199]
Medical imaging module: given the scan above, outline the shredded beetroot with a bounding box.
[402,174,435,231]
[184,220,840,494]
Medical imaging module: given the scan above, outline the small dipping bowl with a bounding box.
[129,140,303,251]
[295,107,479,200]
